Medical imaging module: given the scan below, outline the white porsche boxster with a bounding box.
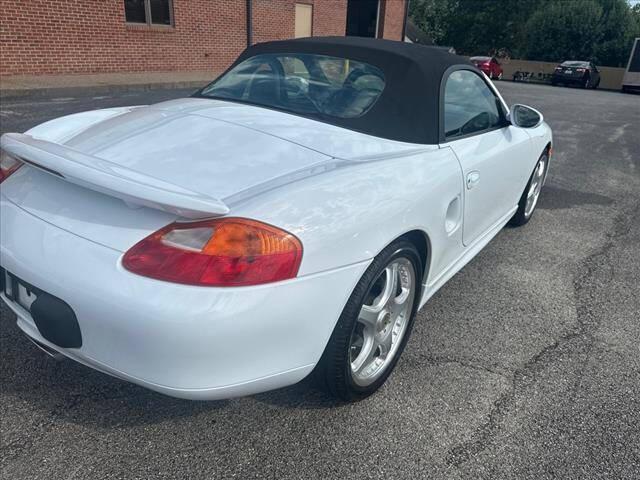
[0,37,551,401]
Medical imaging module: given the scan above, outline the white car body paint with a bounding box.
[446,126,533,245]
[0,96,552,399]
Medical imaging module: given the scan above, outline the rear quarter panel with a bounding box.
[230,147,464,285]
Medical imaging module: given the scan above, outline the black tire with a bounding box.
[314,239,423,401]
[509,151,549,227]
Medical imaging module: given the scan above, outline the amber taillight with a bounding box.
[0,150,23,184]
[122,218,303,287]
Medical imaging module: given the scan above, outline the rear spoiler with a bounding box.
[0,133,229,219]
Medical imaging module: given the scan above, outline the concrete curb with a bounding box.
[0,80,208,101]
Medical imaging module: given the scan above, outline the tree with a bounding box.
[410,0,547,56]
[409,0,640,66]
[523,0,639,66]
[408,0,458,46]
[523,0,603,62]
[444,0,516,56]
[592,0,639,67]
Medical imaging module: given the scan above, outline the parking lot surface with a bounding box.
[1,82,639,479]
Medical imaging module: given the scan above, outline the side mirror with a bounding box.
[509,104,543,128]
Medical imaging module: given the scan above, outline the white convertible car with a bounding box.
[0,37,551,401]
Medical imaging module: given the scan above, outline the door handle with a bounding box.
[466,171,480,189]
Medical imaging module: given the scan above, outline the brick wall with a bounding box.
[252,0,291,44]
[311,0,348,41]
[0,0,404,77]
[0,0,247,76]
[380,0,406,41]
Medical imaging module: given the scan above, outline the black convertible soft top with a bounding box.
[211,36,474,144]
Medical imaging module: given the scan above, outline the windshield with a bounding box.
[199,53,386,119]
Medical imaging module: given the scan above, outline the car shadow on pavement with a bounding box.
[536,185,614,210]
[0,324,230,428]
[1,315,342,428]
[252,378,346,410]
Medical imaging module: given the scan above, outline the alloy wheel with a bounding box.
[349,257,416,387]
[524,157,547,218]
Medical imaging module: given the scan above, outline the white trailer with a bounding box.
[622,38,640,93]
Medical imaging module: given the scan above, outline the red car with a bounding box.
[470,56,503,80]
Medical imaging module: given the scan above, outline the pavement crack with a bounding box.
[418,354,510,379]
[444,200,639,468]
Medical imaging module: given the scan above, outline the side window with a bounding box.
[444,70,503,140]
[124,0,173,26]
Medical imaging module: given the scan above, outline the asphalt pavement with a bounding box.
[1,82,639,479]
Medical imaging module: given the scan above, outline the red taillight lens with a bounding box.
[123,218,303,287]
[0,150,23,183]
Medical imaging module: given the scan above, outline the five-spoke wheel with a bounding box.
[524,156,547,218]
[350,258,416,386]
[509,151,549,226]
[315,240,422,401]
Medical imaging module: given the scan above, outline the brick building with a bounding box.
[0,0,408,77]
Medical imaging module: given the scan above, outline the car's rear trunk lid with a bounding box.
[0,105,331,251]
[1,133,231,219]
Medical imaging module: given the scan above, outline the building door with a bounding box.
[295,3,313,38]
[346,0,379,38]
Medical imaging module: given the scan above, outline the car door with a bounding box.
[441,69,532,246]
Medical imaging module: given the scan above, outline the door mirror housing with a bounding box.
[509,104,543,129]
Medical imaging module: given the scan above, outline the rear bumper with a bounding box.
[552,73,586,84]
[0,196,370,399]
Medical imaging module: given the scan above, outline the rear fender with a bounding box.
[230,147,465,284]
